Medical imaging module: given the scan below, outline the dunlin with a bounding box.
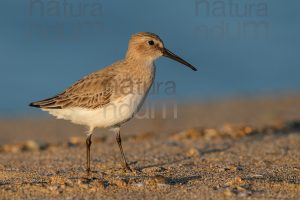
[30,32,197,173]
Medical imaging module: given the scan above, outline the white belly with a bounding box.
[43,93,146,129]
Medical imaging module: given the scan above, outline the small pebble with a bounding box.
[204,128,219,139]
[0,144,20,153]
[22,140,40,151]
[111,179,127,188]
[186,147,200,157]
[64,179,74,187]
[48,185,59,191]
[49,176,66,185]
[133,182,144,188]
[225,176,244,186]
[145,175,167,187]
[224,166,236,171]
[171,128,201,140]
[142,166,166,174]
[247,174,264,179]
[68,136,84,147]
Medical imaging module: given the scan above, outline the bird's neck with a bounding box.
[125,55,155,70]
[122,56,156,92]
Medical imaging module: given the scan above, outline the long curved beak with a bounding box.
[162,48,197,71]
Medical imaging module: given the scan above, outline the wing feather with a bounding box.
[30,70,117,109]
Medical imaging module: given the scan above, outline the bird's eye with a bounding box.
[148,40,154,45]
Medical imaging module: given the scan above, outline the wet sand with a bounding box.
[0,95,300,199]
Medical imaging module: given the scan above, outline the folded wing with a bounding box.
[30,70,117,109]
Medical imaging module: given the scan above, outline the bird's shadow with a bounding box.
[135,157,190,171]
[134,143,231,173]
[198,144,231,156]
[165,175,201,185]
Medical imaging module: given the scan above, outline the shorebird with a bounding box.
[30,32,197,174]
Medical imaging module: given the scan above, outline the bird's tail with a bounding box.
[29,95,62,109]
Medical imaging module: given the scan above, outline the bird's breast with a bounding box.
[119,62,156,116]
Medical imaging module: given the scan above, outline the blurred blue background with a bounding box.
[0,0,299,115]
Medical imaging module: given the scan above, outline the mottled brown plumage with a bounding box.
[29,32,197,174]
[30,32,165,110]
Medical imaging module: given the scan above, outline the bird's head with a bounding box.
[126,32,197,71]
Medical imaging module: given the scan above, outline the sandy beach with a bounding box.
[0,95,300,199]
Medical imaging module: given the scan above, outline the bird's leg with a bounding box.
[115,127,132,172]
[86,132,93,175]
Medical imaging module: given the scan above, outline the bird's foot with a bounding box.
[122,163,141,175]
[86,168,91,177]
[123,163,132,172]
